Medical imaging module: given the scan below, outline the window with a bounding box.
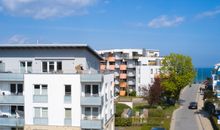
[11,106,24,115]
[57,62,62,71]
[84,84,99,96]
[20,61,32,73]
[85,85,91,96]
[92,107,98,119]
[10,84,16,94]
[42,108,48,118]
[42,62,48,72]
[10,84,23,95]
[65,108,71,118]
[49,62,54,72]
[42,61,62,73]
[92,85,98,95]
[151,68,153,74]
[34,107,48,118]
[85,107,91,117]
[34,107,41,117]
[34,85,47,95]
[105,93,108,101]
[65,85,71,96]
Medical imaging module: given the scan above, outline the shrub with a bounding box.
[130,90,136,97]
[115,103,131,117]
[115,117,132,126]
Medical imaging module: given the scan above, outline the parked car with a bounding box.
[151,127,166,130]
[188,101,198,109]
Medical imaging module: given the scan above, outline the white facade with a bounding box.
[0,44,115,130]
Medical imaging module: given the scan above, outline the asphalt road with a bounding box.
[173,84,200,130]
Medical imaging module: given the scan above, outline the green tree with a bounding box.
[160,53,196,99]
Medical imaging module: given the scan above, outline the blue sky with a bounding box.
[0,0,220,67]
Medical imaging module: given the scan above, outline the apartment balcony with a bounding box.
[128,80,135,85]
[108,57,115,62]
[0,95,24,104]
[148,62,157,66]
[109,65,115,70]
[81,119,103,129]
[114,71,119,77]
[33,95,48,103]
[100,64,106,70]
[0,73,24,81]
[114,80,119,85]
[119,82,127,88]
[127,71,135,77]
[120,65,127,70]
[119,73,127,79]
[80,74,102,83]
[64,118,72,126]
[0,117,24,127]
[127,64,135,68]
[119,90,126,96]
[33,117,48,125]
[115,64,120,68]
[81,96,103,106]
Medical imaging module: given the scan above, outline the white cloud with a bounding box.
[148,15,184,28]
[7,35,28,44]
[0,0,97,19]
[196,8,220,19]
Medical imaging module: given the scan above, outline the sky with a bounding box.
[0,0,220,67]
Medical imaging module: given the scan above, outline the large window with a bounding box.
[34,85,48,95]
[65,108,72,118]
[10,84,23,95]
[42,61,62,73]
[20,61,32,73]
[34,107,48,118]
[65,85,71,96]
[84,107,99,119]
[11,106,24,115]
[84,84,99,96]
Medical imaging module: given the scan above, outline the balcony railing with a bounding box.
[128,80,135,85]
[64,118,72,126]
[33,117,48,125]
[33,95,48,103]
[81,119,103,129]
[0,117,24,127]
[127,72,135,77]
[64,96,71,103]
[0,95,24,104]
[119,82,127,87]
[80,74,102,82]
[81,96,103,106]
[0,73,24,81]
[127,64,135,68]
[119,73,127,79]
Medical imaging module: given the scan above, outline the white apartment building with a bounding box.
[212,63,220,98]
[97,49,162,96]
[0,44,114,130]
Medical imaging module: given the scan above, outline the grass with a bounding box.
[117,102,178,130]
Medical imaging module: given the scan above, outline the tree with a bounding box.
[160,53,196,99]
[142,78,163,106]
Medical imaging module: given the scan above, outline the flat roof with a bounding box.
[0,44,103,60]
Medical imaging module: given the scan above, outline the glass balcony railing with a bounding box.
[64,118,72,126]
[80,74,102,82]
[33,117,48,125]
[0,95,24,104]
[0,73,24,81]
[0,117,24,127]
[81,119,103,129]
[64,96,71,103]
[81,96,103,106]
[33,95,48,103]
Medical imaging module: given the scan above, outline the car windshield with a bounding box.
[190,102,197,105]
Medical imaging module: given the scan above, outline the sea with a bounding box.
[194,68,213,83]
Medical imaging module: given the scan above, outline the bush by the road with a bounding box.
[115,117,132,126]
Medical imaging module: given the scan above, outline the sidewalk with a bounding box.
[195,84,213,130]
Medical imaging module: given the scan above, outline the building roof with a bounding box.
[0,44,103,60]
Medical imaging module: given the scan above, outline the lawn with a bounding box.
[116,102,179,130]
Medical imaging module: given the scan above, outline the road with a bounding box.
[172,84,200,130]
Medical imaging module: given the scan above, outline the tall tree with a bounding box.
[160,53,196,99]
